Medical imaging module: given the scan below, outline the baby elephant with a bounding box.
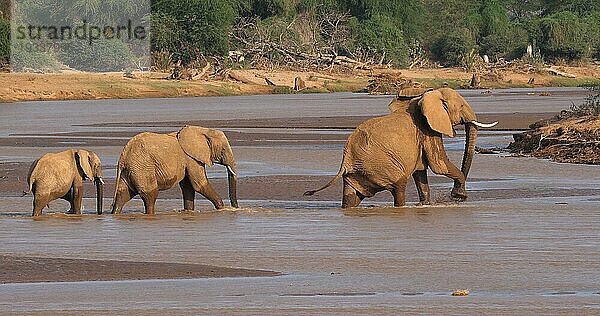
[26,149,104,216]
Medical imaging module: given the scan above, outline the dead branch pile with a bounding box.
[229,13,390,72]
[169,61,212,80]
[366,74,428,95]
[508,115,600,164]
[483,59,539,74]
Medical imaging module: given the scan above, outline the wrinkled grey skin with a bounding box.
[111,125,238,215]
[27,149,104,216]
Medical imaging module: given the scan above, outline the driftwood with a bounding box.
[192,62,211,80]
[228,70,255,84]
[169,61,212,81]
[265,77,277,86]
[543,67,577,78]
[294,76,307,91]
[469,73,481,88]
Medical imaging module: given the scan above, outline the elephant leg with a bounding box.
[179,178,195,211]
[71,183,83,215]
[140,189,158,215]
[32,194,50,216]
[392,178,408,207]
[62,188,76,214]
[342,179,363,208]
[111,179,134,214]
[186,165,224,210]
[429,161,466,200]
[424,136,467,200]
[195,181,225,210]
[412,170,431,205]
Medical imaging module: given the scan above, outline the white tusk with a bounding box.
[470,121,498,128]
[226,166,237,177]
[98,178,105,185]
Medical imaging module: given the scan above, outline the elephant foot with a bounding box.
[451,187,468,201]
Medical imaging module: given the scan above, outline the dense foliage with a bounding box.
[1,0,600,68]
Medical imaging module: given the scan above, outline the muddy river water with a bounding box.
[0,88,598,314]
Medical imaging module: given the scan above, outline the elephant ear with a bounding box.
[419,91,456,138]
[75,150,94,181]
[177,126,213,167]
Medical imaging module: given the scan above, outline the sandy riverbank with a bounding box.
[0,255,279,283]
[1,66,599,103]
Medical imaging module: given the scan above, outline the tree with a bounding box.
[349,14,410,66]
[478,0,527,59]
[152,0,236,64]
[339,0,425,39]
[539,11,590,60]
[0,17,8,63]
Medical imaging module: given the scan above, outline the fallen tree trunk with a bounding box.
[228,70,256,84]
[543,67,577,78]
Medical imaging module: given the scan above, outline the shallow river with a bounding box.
[0,88,598,314]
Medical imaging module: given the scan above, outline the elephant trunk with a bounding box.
[95,177,104,215]
[461,123,478,180]
[227,165,238,208]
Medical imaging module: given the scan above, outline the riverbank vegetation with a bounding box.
[1,0,600,71]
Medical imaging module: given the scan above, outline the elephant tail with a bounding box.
[24,158,39,196]
[112,166,123,203]
[303,166,347,196]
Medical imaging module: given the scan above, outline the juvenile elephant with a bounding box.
[305,88,497,207]
[111,125,238,215]
[26,149,104,216]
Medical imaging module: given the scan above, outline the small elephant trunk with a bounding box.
[227,166,238,208]
[95,178,103,215]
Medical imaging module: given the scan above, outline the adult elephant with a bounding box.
[26,149,104,216]
[304,88,497,207]
[111,125,238,215]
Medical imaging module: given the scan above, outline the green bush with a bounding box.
[570,85,600,116]
[339,0,425,39]
[150,12,180,58]
[476,0,528,59]
[349,14,410,67]
[0,17,8,63]
[479,25,529,60]
[10,44,60,71]
[539,11,590,61]
[431,29,477,66]
[252,0,285,18]
[584,11,600,59]
[60,39,134,71]
[151,0,236,65]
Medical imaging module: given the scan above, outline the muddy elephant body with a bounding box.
[305,88,497,208]
[111,126,238,214]
[27,149,104,216]
[342,111,422,200]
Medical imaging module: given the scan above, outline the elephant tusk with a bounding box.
[97,177,105,185]
[226,166,237,177]
[470,121,498,128]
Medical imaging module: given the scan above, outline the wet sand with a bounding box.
[0,89,599,313]
[0,255,279,284]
